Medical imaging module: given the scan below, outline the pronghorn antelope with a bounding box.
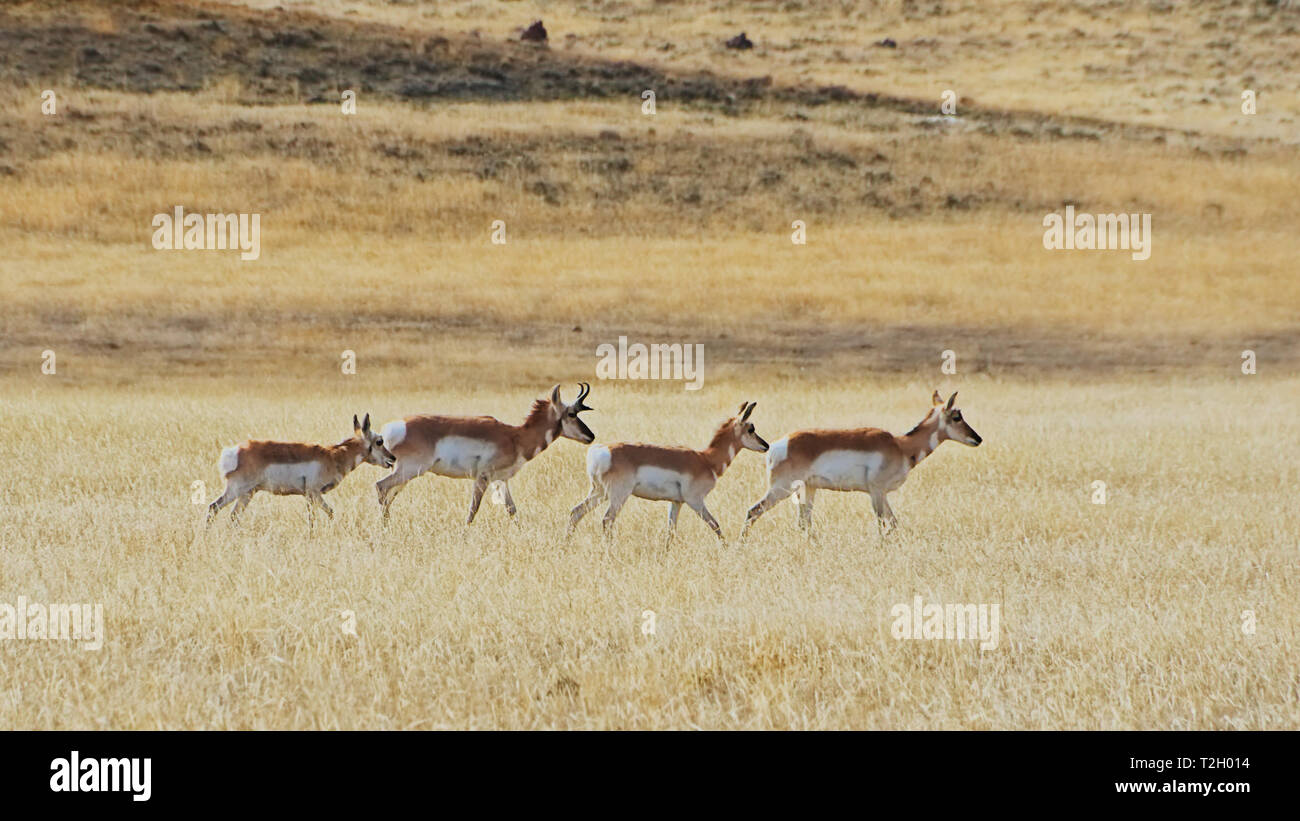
[742,391,981,536]
[569,402,768,540]
[207,414,396,524]
[376,384,595,523]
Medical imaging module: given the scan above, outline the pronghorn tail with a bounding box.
[217,446,240,477]
[764,436,804,505]
[380,419,407,449]
[586,444,612,479]
[791,480,807,506]
[765,436,789,471]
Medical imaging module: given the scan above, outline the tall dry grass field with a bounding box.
[1,376,1297,729]
[0,0,1297,729]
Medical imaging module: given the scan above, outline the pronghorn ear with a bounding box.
[353,414,361,432]
[362,413,371,432]
[740,401,755,422]
[932,390,943,406]
[549,384,562,406]
[945,392,958,411]
[738,402,748,415]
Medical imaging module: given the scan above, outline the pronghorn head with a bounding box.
[931,391,982,447]
[549,383,596,444]
[733,401,769,453]
[354,413,397,467]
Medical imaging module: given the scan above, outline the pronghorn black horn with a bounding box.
[575,382,593,411]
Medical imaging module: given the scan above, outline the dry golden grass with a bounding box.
[2,375,1296,729]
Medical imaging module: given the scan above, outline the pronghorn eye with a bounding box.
[375,437,383,446]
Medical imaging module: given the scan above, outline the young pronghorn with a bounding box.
[569,402,768,541]
[376,384,595,523]
[742,391,981,536]
[207,414,396,524]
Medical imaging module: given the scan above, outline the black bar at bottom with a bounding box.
[4,730,1280,809]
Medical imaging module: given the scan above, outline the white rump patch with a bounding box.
[766,437,789,471]
[217,446,240,476]
[790,480,807,507]
[490,481,506,505]
[587,445,612,477]
[381,420,407,448]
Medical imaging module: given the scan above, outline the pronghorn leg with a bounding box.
[568,481,605,533]
[881,495,898,533]
[376,462,421,520]
[665,501,682,544]
[742,480,795,536]
[797,485,816,533]
[207,485,238,523]
[688,499,724,541]
[466,475,489,524]
[230,492,254,524]
[601,484,633,535]
[869,491,895,537]
[307,491,334,521]
[498,481,517,517]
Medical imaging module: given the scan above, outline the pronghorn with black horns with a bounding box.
[569,401,768,541]
[376,384,595,523]
[742,391,981,536]
[207,414,396,524]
